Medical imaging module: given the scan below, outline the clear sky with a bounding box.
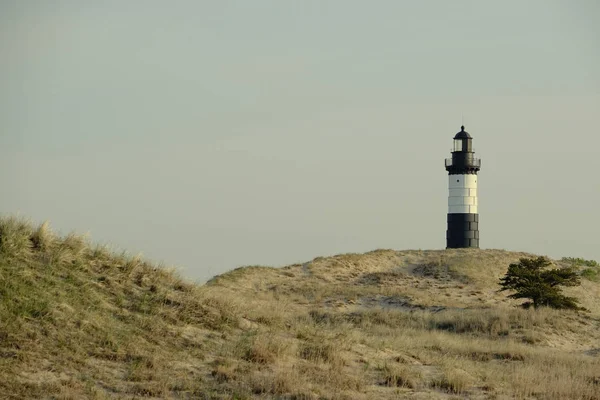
[1,1,599,282]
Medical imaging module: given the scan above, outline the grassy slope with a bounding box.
[1,217,599,399]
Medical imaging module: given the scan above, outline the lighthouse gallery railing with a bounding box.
[445,158,481,168]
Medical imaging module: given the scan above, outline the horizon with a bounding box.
[1,1,599,282]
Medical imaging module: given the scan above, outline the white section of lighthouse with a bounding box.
[444,126,481,248]
[448,175,477,214]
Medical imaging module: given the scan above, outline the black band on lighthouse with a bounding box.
[446,213,479,248]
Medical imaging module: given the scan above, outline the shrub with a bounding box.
[562,256,600,282]
[581,268,599,282]
[499,257,584,310]
[560,257,599,268]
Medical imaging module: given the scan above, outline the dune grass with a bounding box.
[1,216,599,399]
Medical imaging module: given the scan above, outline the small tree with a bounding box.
[499,256,584,310]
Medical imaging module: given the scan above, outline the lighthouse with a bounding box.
[445,126,481,248]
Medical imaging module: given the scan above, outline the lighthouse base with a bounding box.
[446,213,479,248]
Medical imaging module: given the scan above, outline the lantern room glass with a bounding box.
[454,139,463,152]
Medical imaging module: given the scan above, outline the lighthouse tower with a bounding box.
[445,126,481,248]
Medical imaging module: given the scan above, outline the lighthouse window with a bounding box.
[454,139,463,152]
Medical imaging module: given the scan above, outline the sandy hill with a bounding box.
[1,216,599,399]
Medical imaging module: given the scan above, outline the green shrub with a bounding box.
[581,268,599,282]
[561,257,599,268]
[499,257,584,310]
[561,257,599,282]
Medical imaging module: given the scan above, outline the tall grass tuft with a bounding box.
[30,221,54,251]
[0,216,34,258]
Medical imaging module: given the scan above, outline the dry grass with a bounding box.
[1,216,600,399]
[381,364,422,389]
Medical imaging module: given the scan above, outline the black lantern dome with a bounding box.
[453,125,472,139]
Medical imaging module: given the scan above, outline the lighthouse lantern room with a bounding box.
[445,126,481,248]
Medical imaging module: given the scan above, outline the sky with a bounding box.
[1,0,599,283]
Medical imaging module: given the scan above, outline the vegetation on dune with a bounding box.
[562,256,600,282]
[561,257,599,268]
[1,216,600,399]
[499,256,585,310]
[0,216,238,398]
